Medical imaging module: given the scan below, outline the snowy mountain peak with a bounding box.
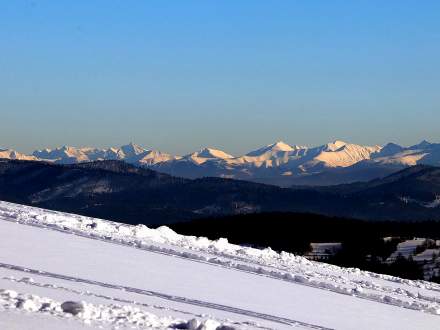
[324,140,347,151]
[334,139,347,146]
[182,147,234,165]
[32,145,90,162]
[120,143,146,157]
[0,149,36,161]
[137,149,177,165]
[271,141,295,151]
[246,141,295,157]
[313,141,382,168]
[192,147,234,159]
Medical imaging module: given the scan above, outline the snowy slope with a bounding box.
[1,201,440,329]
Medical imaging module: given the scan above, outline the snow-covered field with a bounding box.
[1,201,440,329]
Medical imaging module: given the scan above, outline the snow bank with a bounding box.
[0,288,232,330]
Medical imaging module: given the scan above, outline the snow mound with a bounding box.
[0,289,229,329]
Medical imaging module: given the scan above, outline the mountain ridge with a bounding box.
[2,140,440,186]
[0,159,439,223]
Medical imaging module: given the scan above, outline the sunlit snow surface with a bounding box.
[1,201,440,329]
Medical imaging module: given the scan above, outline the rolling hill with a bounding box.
[0,160,439,223]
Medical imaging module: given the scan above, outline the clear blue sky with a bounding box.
[1,1,439,155]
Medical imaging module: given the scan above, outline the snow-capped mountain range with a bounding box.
[1,140,440,186]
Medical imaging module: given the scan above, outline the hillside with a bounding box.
[0,160,439,223]
[1,201,440,329]
[0,160,326,224]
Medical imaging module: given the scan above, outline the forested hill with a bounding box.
[0,159,439,224]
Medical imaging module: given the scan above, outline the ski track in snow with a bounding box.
[1,201,440,329]
[2,274,203,319]
[1,274,278,330]
[0,263,329,330]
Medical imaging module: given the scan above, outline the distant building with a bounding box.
[413,248,440,263]
[305,243,342,261]
[386,238,429,263]
[413,248,440,280]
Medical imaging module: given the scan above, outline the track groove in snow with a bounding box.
[0,262,331,330]
[2,275,207,320]
[1,276,271,330]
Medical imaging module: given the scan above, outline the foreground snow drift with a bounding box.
[1,289,222,330]
[1,201,440,329]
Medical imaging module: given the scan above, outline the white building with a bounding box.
[305,242,342,261]
[386,238,428,263]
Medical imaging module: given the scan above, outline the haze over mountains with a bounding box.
[1,139,440,186]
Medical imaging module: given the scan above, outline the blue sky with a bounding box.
[1,1,439,155]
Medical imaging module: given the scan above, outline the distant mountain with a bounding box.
[32,143,178,165]
[0,149,37,161]
[0,160,439,223]
[371,141,440,167]
[2,140,440,186]
[188,147,234,161]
